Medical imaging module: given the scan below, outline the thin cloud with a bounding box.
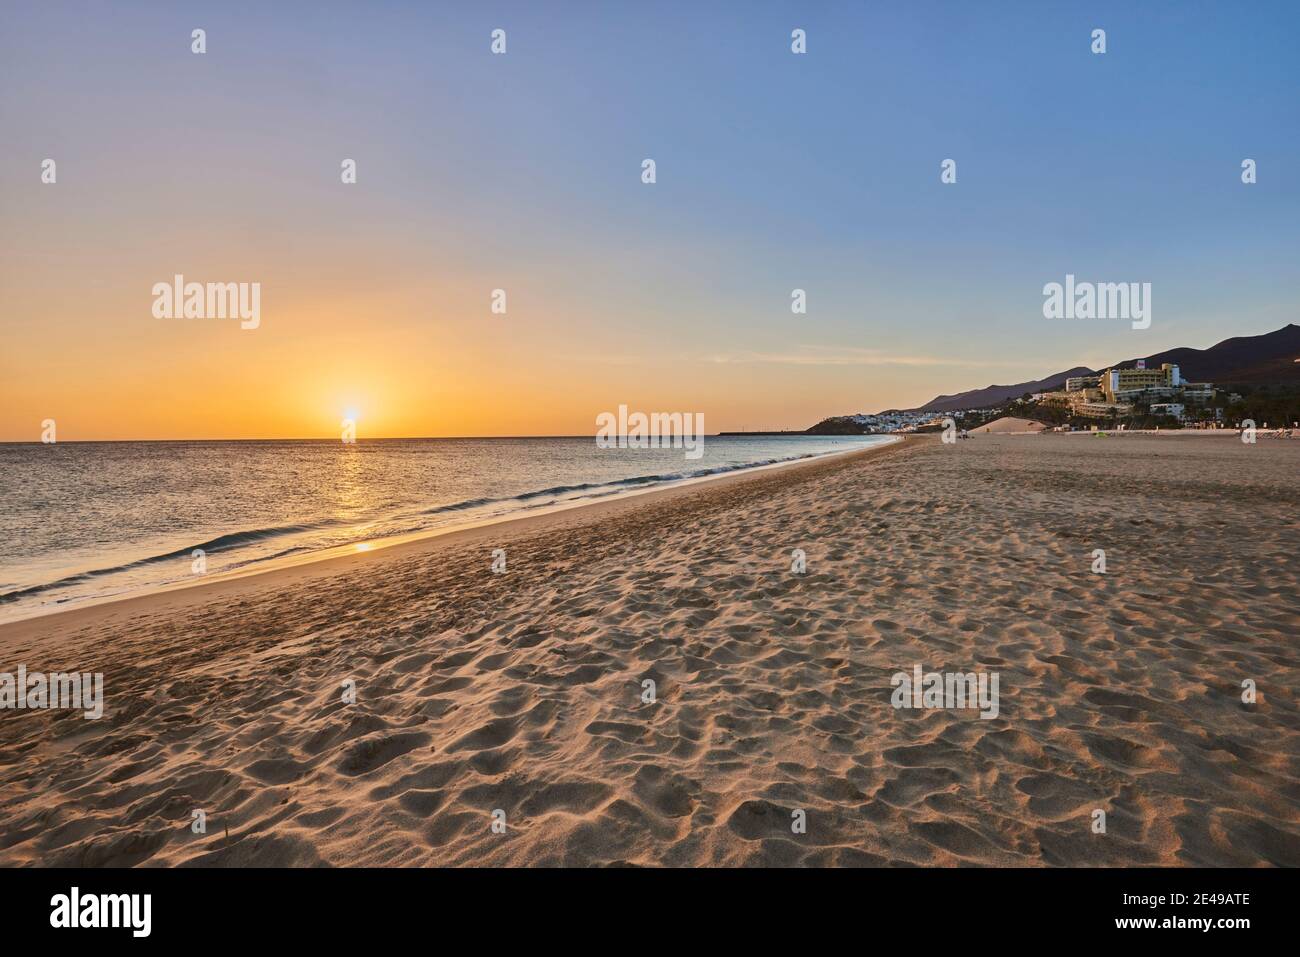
[706,347,999,369]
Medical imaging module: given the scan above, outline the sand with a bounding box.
[1,434,1297,867]
[973,416,1050,433]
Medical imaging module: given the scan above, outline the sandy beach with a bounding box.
[1,433,1297,867]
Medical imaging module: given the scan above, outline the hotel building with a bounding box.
[1044,362,1215,419]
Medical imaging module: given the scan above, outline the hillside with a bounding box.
[919,367,1093,413]
[1107,324,1300,385]
[916,324,1298,412]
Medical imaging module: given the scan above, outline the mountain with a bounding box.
[913,324,1299,412]
[917,367,1095,413]
[1106,324,1300,385]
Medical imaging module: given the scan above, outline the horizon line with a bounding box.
[0,431,842,444]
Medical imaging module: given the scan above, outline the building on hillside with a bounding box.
[1100,363,1183,402]
[1037,363,1215,419]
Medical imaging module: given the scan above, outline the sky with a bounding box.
[1,0,1297,440]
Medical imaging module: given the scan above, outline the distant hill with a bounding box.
[1106,323,1300,385]
[918,367,1094,413]
[914,324,1299,412]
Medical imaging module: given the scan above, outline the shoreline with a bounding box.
[0,436,905,645]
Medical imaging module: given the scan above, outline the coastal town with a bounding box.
[1033,360,1222,422]
[810,362,1242,435]
[808,323,1300,435]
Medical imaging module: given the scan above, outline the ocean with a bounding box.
[0,435,892,621]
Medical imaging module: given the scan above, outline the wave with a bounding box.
[415,451,831,515]
[0,523,325,604]
[1,443,866,607]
